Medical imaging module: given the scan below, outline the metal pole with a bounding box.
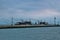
[11,17,13,26]
[54,17,56,25]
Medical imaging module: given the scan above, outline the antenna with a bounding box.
[54,17,56,25]
[11,16,13,26]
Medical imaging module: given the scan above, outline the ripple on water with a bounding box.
[0,27,60,40]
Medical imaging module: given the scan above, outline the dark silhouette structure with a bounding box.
[15,21,32,25]
[39,22,48,25]
[14,17,58,25]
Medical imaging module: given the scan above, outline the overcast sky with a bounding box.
[0,0,60,24]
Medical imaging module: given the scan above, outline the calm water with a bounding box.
[0,27,60,40]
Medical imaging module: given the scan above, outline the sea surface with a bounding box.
[0,27,60,40]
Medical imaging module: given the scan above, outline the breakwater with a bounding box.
[0,25,60,29]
